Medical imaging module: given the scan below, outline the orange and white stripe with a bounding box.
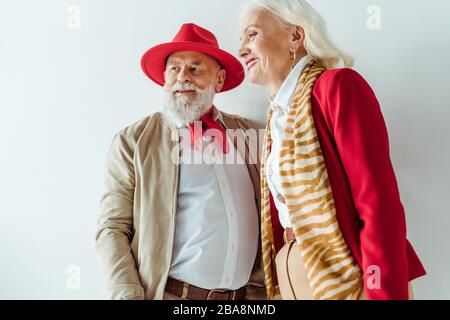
[260,60,363,300]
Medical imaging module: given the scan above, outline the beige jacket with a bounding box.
[95,110,266,300]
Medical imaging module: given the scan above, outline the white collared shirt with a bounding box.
[168,106,259,290]
[266,55,311,229]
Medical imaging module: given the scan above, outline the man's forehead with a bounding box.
[166,51,218,65]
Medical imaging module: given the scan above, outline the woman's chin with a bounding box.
[247,72,264,86]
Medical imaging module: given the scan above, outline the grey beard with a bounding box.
[164,84,216,127]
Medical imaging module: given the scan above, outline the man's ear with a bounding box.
[163,70,168,90]
[290,26,305,53]
[215,69,227,93]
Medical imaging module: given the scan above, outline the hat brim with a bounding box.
[140,41,245,92]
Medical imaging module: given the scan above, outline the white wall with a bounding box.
[0,0,448,299]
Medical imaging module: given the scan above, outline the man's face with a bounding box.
[164,51,226,98]
[163,51,226,125]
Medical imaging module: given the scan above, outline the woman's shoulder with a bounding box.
[316,68,367,87]
[312,67,379,119]
[313,67,374,99]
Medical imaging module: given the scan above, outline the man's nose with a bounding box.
[177,68,191,83]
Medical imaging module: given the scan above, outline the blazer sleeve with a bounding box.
[325,68,409,299]
[95,131,145,300]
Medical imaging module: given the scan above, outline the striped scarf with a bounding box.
[260,60,364,300]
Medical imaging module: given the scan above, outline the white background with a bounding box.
[0,0,449,299]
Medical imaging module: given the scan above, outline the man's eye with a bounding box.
[249,32,257,38]
[170,66,178,71]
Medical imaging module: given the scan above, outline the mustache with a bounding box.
[170,83,199,93]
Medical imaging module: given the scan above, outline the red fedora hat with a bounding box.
[141,23,245,92]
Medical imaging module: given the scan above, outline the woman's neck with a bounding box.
[269,68,291,97]
[269,53,307,96]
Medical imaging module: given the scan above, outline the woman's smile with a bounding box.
[246,58,260,71]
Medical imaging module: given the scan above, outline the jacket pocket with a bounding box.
[107,284,145,300]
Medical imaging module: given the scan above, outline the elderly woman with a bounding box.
[238,0,426,300]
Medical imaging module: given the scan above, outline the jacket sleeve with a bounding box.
[326,68,409,299]
[95,131,145,300]
[233,116,267,300]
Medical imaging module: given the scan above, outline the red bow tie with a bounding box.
[188,109,229,154]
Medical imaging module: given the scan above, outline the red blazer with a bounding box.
[269,68,426,300]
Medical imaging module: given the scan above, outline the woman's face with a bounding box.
[239,9,292,93]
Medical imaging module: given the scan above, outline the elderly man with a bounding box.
[95,23,266,300]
